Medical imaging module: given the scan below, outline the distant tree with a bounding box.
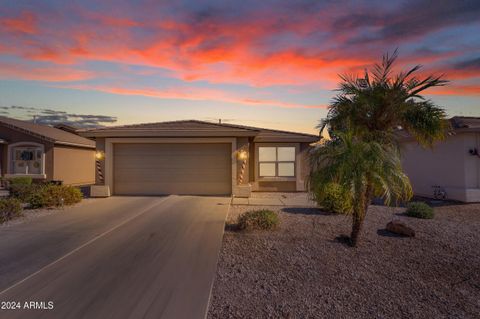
[309,50,448,246]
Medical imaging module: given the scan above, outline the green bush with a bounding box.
[406,202,434,219]
[28,185,83,208]
[8,176,33,185]
[311,182,352,214]
[0,198,23,223]
[9,184,40,202]
[237,209,279,231]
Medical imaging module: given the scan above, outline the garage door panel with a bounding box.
[114,158,230,169]
[114,181,230,195]
[114,169,230,182]
[113,143,232,195]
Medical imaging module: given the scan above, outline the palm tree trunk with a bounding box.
[350,208,365,247]
[350,185,371,247]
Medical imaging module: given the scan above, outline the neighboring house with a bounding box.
[401,116,480,202]
[0,116,96,186]
[79,120,318,196]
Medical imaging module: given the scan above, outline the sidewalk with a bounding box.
[231,192,316,207]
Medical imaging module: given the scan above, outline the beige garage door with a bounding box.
[113,143,232,195]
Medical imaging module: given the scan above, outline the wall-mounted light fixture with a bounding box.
[238,150,248,160]
[95,150,105,160]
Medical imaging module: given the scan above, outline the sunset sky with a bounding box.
[0,0,479,134]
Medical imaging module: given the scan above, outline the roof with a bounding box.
[53,123,80,134]
[80,120,319,143]
[450,116,480,131]
[0,116,95,148]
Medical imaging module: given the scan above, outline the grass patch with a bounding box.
[237,209,279,231]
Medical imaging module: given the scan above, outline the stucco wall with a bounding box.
[297,142,311,191]
[0,125,54,179]
[53,146,95,186]
[401,132,480,202]
[92,136,313,193]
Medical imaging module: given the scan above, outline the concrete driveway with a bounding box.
[0,195,230,319]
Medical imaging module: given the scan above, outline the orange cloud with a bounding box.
[53,84,327,109]
[0,63,96,82]
[427,85,480,96]
[1,11,37,34]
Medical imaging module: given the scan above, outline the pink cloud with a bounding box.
[53,84,327,109]
[0,62,96,82]
[1,11,37,34]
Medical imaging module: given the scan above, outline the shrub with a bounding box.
[8,176,33,186]
[311,182,352,214]
[406,202,434,219]
[9,184,40,202]
[237,209,279,231]
[0,198,23,223]
[28,185,83,208]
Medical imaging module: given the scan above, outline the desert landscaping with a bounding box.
[208,194,480,319]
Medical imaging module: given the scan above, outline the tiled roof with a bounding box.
[81,120,319,142]
[450,116,480,130]
[81,119,257,133]
[0,116,95,148]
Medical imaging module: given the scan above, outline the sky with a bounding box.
[0,0,479,134]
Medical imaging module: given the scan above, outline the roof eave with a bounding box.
[79,130,259,138]
[253,136,319,143]
[54,141,96,149]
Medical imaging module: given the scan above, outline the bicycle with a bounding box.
[432,185,447,200]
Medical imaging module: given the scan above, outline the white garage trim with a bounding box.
[104,138,237,194]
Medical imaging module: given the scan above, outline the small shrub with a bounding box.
[61,186,83,205]
[9,184,40,202]
[8,176,33,185]
[237,209,279,231]
[28,185,82,208]
[311,182,352,214]
[0,198,23,223]
[406,202,434,219]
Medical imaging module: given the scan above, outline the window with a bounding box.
[10,144,44,175]
[258,146,295,177]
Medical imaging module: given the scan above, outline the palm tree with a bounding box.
[309,50,448,247]
[309,131,412,247]
[321,49,448,147]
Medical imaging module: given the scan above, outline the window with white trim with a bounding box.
[258,146,295,177]
[11,146,43,175]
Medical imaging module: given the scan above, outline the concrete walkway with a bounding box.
[0,195,230,319]
[232,192,316,207]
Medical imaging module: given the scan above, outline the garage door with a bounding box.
[113,143,232,195]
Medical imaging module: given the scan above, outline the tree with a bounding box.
[321,49,448,147]
[309,131,412,247]
[309,50,448,247]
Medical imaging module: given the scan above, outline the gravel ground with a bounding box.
[208,198,480,319]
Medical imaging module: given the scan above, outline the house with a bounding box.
[79,120,318,197]
[401,116,480,202]
[0,116,96,186]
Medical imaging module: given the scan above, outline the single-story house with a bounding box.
[0,116,96,186]
[401,116,480,202]
[79,120,318,196]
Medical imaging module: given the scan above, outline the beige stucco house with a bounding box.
[0,116,96,186]
[401,117,480,202]
[79,120,318,196]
